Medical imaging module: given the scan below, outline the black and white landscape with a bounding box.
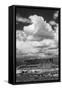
[16,7,59,83]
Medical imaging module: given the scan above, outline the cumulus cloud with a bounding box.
[23,15,54,39]
[53,11,59,19]
[16,30,27,41]
[16,14,59,59]
[16,16,31,23]
[49,21,56,26]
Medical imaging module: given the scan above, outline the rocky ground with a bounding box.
[16,61,59,82]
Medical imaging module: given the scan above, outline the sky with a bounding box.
[16,7,59,59]
[16,7,59,30]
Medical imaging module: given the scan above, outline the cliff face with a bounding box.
[16,56,58,67]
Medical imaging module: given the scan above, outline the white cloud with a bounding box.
[53,11,59,19]
[54,24,59,42]
[16,39,57,57]
[23,15,54,39]
[49,21,56,25]
[16,30,27,41]
[16,15,59,58]
[16,16,31,23]
[16,41,40,54]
